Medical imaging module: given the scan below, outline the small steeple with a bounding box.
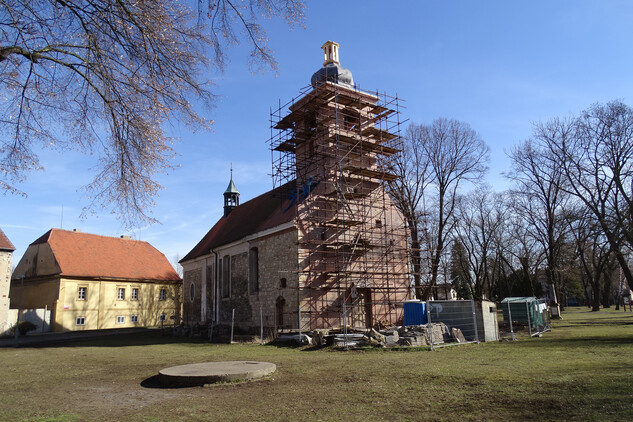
[223,164,240,217]
[322,41,340,66]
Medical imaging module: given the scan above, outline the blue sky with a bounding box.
[3,0,633,268]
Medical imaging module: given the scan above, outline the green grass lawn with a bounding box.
[1,307,632,421]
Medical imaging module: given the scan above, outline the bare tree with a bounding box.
[0,0,304,227]
[601,255,619,308]
[449,238,472,299]
[385,123,432,298]
[492,193,545,299]
[171,254,184,278]
[506,134,573,312]
[567,205,612,311]
[543,101,633,291]
[419,118,489,299]
[453,186,506,300]
[386,119,488,299]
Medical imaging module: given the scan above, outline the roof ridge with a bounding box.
[0,227,15,251]
[46,228,147,244]
[26,228,180,281]
[180,180,297,263]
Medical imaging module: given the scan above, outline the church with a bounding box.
[180,41,411,334]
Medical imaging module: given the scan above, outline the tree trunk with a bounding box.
[591,278,601,311]
[411,239,423,299]
[601,269,613,309]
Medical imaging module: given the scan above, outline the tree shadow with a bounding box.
[518,335,633,348]
[2,329,211,349]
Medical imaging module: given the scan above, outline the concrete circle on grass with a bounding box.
[158,361,276,387]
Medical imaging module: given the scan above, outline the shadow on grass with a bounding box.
[6,331,212,349]
[517,335,633,348]
[140,374,206,390]
[139,374,201,390]
[140,374,163,389]
[558,320,633,327]
[262,340,321,351]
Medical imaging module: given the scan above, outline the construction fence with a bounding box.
[274,298,500,349]
[499,297,551,339]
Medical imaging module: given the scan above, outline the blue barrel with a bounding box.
[403,300,427,326]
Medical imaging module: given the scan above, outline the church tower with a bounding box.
[223,167,239,217]
[269,41,409,330]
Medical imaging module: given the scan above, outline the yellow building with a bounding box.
[10,229,181,332]
[0,228,15,333]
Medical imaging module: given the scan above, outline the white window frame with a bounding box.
[131,288,139,301]
[159,288,166,301]
[159,313,166,322]
[76,316,86,326]
[117,287,125,300]
[116,315,125,324]
[77,286,87,300]
[130,315,138,323]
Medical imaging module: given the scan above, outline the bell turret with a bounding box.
[223,166,240,217]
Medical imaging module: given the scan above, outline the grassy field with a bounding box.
[0,307,632,421]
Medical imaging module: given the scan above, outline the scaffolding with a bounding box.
[269,81,411,331]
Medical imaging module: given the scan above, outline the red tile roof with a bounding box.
[0,228,15,251]
[181,182,296,262]
[32,229,181,281]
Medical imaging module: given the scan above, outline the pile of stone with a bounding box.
[305,322,467,349]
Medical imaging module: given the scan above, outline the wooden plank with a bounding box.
[343,166,399,182]
[371,104,388,114]
[324,217,363,227]
[371,108,395,123]
[361,126,397,141]
[273,141,296,153]
[321,128,400,155]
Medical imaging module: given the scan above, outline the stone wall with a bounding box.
[183,268,201,325]
[252,228,298,330]
[205,264,214,321]
[219,252,251,325]
[216,228,299,332]
[0,250,12,333]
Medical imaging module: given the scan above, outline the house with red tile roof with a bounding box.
[11,229,181,332]
[0,228,15,333]
[180,42,411,335]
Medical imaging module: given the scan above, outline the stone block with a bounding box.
[398,337,412,346]
[452,327,466,343]
[368,328,385,343]
[385,334,398,346]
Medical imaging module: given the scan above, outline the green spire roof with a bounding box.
[224,178,239,195]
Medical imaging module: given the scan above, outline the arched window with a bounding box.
[249,247,259,293]
[276,296,286,327]
[189,282,195,301]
